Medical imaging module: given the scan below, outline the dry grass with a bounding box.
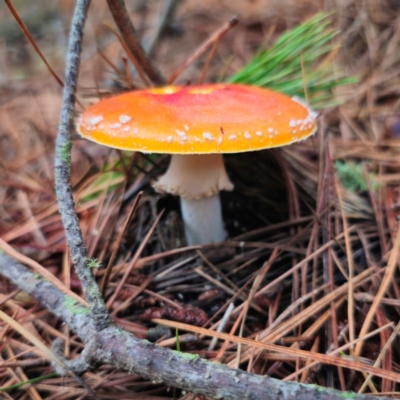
[1,0,400,398]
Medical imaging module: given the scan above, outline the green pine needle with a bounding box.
[228,13,356,109]
[176,328,181,352]
[0,373,58,392]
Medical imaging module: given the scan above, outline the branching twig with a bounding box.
[106,0,165,85]
[54,0,111,331]
[0,253,390,400]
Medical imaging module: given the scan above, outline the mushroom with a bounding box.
[77,84,317,245]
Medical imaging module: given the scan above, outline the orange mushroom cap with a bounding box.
[77,84,317,154]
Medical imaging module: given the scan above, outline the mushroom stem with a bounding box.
[180,195,226,245]
[153,154,234,245]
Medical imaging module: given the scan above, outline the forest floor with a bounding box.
[1,0,400,399]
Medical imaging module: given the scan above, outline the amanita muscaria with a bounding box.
[77,84,317,245]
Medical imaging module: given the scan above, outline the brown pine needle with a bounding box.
[103,23,152,87]
[4,0,64,88]
[153,319,400,383]
[334,177,356,345]
[97,46,133,88]
[0,239,86,305]
[355,225,400,357]
[0,310,99,399]
[101,192,143,297]
[168,16,238,84]
[106,210,165,309]
[199,40,219,84]
[284,322,394,381]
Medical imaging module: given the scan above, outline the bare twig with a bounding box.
[54,0,111,331]
[106,0,165,85]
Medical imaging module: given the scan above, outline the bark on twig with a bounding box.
[54,0,111,331]
[0,253,390,400]
[106,0,165,85]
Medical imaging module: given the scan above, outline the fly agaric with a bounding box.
[77,84,317,245]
